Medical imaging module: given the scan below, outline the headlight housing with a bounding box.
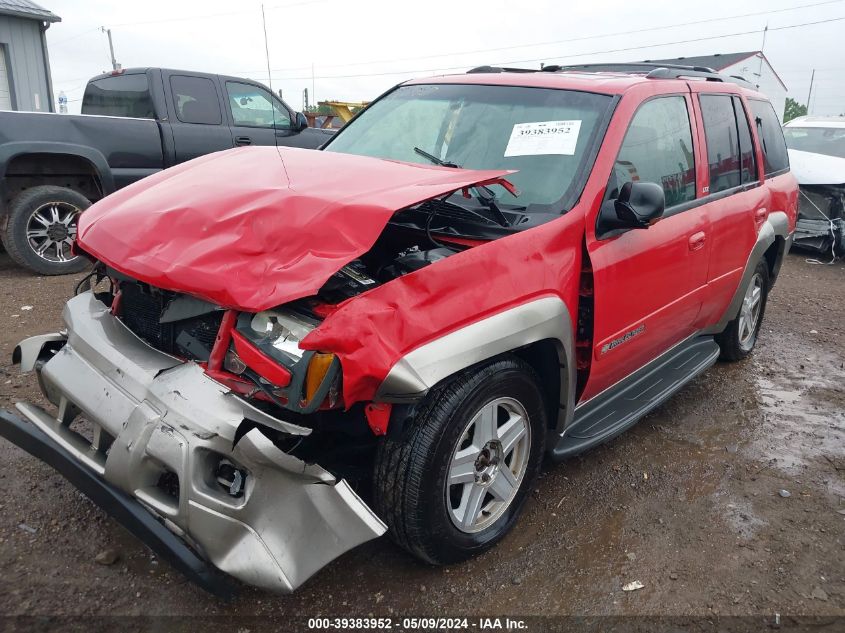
[236,309,318,364]
[231,309,341,412]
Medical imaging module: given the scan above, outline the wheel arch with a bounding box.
[375,296,577,437]
[762,235,787,289]
[0,143,114,214]
[705,211,791,334]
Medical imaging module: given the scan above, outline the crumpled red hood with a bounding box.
[77,147,512,311]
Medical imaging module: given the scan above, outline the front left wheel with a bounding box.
[373,356,546,565]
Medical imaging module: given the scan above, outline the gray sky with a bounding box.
[44,0,845,116]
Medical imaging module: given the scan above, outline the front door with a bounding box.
[223,80,292,148]
[582,92,710,401]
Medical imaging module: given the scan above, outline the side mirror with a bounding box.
[599,181,665,234]
[294,112,308,131]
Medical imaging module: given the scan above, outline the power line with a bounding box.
[109,0,327,28]
[231,0,845,75]
[257,15,845,82]
[48,26,100,48]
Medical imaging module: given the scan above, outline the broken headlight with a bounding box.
[235,309,319,364]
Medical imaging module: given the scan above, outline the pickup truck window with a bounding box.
[608,96,695,208]
[226,82,291,128]
[700,94,754,193]
[170,75,222,125]
[82,74,155,119]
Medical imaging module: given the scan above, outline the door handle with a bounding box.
[688,231,706,251]
[754,208,768,221]
[235,136,252,146]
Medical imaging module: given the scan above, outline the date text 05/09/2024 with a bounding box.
[306,617,528,630]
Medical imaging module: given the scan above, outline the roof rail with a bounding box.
[545,62,718,74]
[549,62,757,89]
[463,62,758,90]
[466,65,537,74]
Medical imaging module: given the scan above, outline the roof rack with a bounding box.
[548,63,757,89]
[464,62,758,90]
[544,62,717,74]
[466,65,538,74]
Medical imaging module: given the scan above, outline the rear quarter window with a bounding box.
[749,100,790,176]
[82,74,155,119]
[170,75,222,125]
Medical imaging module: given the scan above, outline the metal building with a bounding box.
[0,0,59,112]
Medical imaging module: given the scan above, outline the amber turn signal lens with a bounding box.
[304,352,335,405]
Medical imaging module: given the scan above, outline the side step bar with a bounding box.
[552,336,720,460]
[0,408,235,599]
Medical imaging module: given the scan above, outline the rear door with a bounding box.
[691,88,767,324]
[163,72,233,163]
[583,85,710,401]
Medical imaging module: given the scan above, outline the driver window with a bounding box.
[226,81,291,128]
[608,96,696,209]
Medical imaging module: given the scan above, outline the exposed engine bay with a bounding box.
[108,231,463,362]
[88,221,465,441]
[318,246,455,304]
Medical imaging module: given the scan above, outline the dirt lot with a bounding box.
[0,250,843,626]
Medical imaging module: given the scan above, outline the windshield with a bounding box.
[324,83,613,211]
[783,126,845,159]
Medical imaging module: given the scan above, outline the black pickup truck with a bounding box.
[0,67,333,274]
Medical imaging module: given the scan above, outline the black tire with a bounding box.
[3,185,91,275]
[716,259,770,361]
[374,355,546,565]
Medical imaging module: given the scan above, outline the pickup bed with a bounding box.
[0,67,332,274]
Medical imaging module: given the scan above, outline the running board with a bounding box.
[551,336,720,460]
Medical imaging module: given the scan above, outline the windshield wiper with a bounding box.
[414,146,461,168]
[473,187,511,228]
[413,146,510,227]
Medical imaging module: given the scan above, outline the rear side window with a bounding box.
[732,97,758,185]
[609,96,696,208]
[170,75,222,125]
[700,94,752,193]
[81,74,155,119]
[750,100,790,175]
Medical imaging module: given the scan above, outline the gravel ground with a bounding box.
[0,250,843,626]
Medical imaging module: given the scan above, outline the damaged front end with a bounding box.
[794,184,845,259]
[6,291,386,594]
[2,147,521,594]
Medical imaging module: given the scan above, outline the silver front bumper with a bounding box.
[14,292,386,593]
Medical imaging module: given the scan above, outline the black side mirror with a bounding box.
[295,112,308,131]
[599,181,665,235]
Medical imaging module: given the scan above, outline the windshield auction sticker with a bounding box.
[504,120,582,157]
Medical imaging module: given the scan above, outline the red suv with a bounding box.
[2,63,797,595]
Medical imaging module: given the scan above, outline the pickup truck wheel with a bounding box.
[4,186,91,275]
[373,356,546,565]
[716,259,769,361]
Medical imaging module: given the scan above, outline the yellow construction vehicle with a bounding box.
[304,101,368,129]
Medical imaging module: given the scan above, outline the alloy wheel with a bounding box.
[446,397,531,534]
[25,201,81,264]
[738,272,764,351]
